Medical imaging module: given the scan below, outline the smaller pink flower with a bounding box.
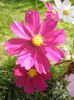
[14,65,52,94]
[44,2,61,21]
[65,74,74,97]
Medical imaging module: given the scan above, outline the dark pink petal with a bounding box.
[10,21,33,39]
[14,66,27,76]
[45,2,53,11]
[41,72,52,80]
[16,44,35,70]
[35,47,51,74]
[33,75,47,92]
[25,10,41,35]
[24,78,34,94]
[43,29,66,46]
[4,38,30,55]
[67,82,74,97]
[54,14,61,21]
[25,10,35,34]
[15,76,27,87]
[34,10,41,34]
[41,46,65,63]
[40,16,57,36]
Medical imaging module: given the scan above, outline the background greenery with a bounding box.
[0,0,74,100]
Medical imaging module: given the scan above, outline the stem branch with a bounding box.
[36,0,38,10]
[55,60,73,66]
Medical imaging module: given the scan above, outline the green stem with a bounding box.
[36,0,38,10]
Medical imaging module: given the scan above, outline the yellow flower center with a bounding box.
[51,10,56,14]
[27,68,37,79]
[32,34,43,46]
[63,10,69,15]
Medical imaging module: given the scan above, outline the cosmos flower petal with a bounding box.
[54,14,61,21]
[44,11,51,16]
[16,44,35,70]
[69,6,74,16]
[54,1,63,10]
[14,66,27,76]
[67,74,74,82]
[33,75,47,92]
[41,46,63,63]
[24,78,34,94]
[25,10,41,35]
[25,10,35,34]
[43,29,66,46]
[58,12,64,19]
[15,76,27,87]
[45,2,53,11]
[35,48,51,74]
[10,21,32,39]
[65,74,74,97]
[63,15,74,22]
[63,0,71,10]
[34,10,41,34]
[67,82,74,97]
[46,46,65,59]
[54,0,61,7]
[41,72,52,80]
[53,6,62,12]
[40,16,57,36]
[4,38,30,55]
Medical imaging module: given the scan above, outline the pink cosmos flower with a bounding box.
[4,10,66,73]
[65,74,74,97]
[14,65,52,94]
[44,2,61,21]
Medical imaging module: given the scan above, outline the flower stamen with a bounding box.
[32,34,43,46]
[51,10,56,14]
[63,10,69,15]
[27,68,37,79]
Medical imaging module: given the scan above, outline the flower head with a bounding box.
[44,2,61,21]
[60,46,69,55]
[4,10,66,73]
[53,0,74,23]
[14,65,52,94]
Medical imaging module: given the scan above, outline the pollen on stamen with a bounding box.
[32,34,43,46]
[63,10,69,15]
[51,10,56,14]
[27,68,37,79]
